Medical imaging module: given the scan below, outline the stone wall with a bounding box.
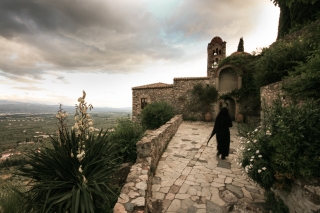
[132,77,216,122]
[132,86,174,121]
[113,115,183,213]
[172,77,216,119]
[273,180,320,213]
[260,81,291,108]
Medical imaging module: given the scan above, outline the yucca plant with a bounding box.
[0,183,27,213]
[18,91,121,213]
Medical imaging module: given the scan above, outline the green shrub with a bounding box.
[140,101,174,129]
[109,118,145,163]
[17,92,120,213]
[253,39,310,88]
[189,83,218,112]
[237,99,320,190]
[283,49,320,101]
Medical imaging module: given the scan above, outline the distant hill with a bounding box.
[0,100,131,114]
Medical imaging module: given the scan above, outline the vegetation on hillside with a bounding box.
[271,0,320,39]
[0,92,144,212]
[236,1,320,205]
[108,118,145,163]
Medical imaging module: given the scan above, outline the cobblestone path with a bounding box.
[151,121,266,213]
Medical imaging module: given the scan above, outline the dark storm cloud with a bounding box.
[0,0,181,78]
[0,0,271,81]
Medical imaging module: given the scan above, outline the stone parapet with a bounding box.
[113,115,183,213]
[274,179,320,213]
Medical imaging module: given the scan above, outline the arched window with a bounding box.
[216,48,218,54]
[219,50,222,54]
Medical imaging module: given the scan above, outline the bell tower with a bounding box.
[207,36,226,77]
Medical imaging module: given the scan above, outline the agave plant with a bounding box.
[18,91,121,213]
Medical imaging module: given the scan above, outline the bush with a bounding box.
[109,118,145,163]
[253,39,310,88]
[237,99,320,190]
[283,49,320,101]
[17,92,121,213]
[140,102,174,129]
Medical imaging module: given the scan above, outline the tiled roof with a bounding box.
[174,77,211,81]
[230,51,250,56]
[132,82,173,90]
[211,36,224,44]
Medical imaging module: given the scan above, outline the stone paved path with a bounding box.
[151,121,266,213]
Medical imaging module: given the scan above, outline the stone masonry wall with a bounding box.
[261,81,320,213]
[260,81,291,108]
[172,77,215,119]
[132,77,216,122]
[273,180,320,213]
[132,86,174,121]
[113,115,183,213]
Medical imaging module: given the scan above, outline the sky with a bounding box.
[0,0,280,108]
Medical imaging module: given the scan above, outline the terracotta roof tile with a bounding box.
[230,51,250,56]
[132,82,173,90]
[174,77,211,81]
[211,36,224,44]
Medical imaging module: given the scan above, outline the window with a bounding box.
[219,50,222,54]
[141,98,147,109]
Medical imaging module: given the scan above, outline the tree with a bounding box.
[237,37,244,52]
[272,0,320,39]
[271,0,318,7]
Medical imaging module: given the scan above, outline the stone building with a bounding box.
[132,36,245,122]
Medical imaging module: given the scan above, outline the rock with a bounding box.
[123,203,134,212]
[206,200,224,213]
[136,181,147,190]
[226,184,244,198]
[220,190,238,204]
[113,203,127,213]
[118,193,129,203]
[131,197,145,206]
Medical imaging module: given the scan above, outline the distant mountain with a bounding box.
[0,100,131,114]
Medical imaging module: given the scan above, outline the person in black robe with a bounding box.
[207,107,233,159]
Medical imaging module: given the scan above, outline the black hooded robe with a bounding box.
[208,107,233,159]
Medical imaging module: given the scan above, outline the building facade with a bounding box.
[132,36,244,122]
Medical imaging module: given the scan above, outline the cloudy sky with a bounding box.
[0,0,280,108]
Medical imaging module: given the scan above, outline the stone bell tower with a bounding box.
[207,36,226,77]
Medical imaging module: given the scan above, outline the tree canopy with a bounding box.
[271,0,319,7]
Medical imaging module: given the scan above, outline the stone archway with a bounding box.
[214,65,242,91]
